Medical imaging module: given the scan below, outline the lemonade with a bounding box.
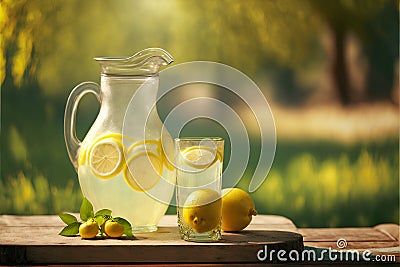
[78,133,175,232]
[175,138,224,242]
[64,49,175,233]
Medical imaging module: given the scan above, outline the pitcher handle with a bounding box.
[64,82,100,171]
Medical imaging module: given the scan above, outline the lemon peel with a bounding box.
[221,188,257,232]
[181,146,220,169]
[79,219,99,239]
[104,220,124,238]
[123,152,162,192]
[182,189,222,233]
[89,139,124,179]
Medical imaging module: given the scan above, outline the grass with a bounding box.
[1,84,398,227]
[0,172,81,214]
[251,141,399,227]
[1,138,398,228]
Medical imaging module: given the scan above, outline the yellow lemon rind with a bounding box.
[89,139,124,179]
[123,151,162,192]
[160,135,175,171]
[78,146,87,166]
[181,146,222,169]
[126,139,160,155]
[86,133,132,165]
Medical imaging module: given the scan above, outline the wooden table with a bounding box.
[0,214,398,265]
[299,224,400,263]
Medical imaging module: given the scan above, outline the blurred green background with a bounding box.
[1,0,398,227]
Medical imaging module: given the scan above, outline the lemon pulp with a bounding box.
[123,152,162,192]
[181,146,219,169]
[89,139,123,179]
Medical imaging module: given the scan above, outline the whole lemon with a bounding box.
[79,219,99,239]
[182,189,222,233]
[221,188,257,232]
[104,220,124,238]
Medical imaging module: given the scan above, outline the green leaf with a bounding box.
[94,209,112,231]
[59,213,78,225]
[80,197,94,221]
[114,217,133,237]
[95,209,112,217]
[94,214,111,228]
[95,215,106,235]
[59,221,81,236]
[95,215,104,227]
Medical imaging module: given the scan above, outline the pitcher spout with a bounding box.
[95,48,174,76]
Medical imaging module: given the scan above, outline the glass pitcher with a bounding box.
[64,48,175,232]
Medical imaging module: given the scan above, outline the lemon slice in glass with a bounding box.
[124,152,162,192]
[89,139,123,179]
[181,146,218,169]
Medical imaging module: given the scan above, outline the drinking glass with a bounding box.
[175,137,224,242]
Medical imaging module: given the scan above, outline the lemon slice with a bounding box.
[89,139,123,179]
[95,133,134,143]
[124,152,162,192]
[83,133,133,167]
[126,139,160,155]
[181,146,219,169]
[160,135,175,171]
[78,145,87,166]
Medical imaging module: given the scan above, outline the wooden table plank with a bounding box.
[0,214,65,227]
[304,241,400,250]
[2,214,398,264]
[0,226,301,246]
[299,227,396,242]
[0,215,303,265]
[301,224,400,263]
[374,224,400,241]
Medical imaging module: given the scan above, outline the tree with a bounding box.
[0,0,62,87]
[177,0,399,105]
[0,0,69,183]
[309,0,398,105]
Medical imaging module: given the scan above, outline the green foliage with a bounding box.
[80,197,94,221]
[252,145,399,227]
[0,172,82,214]
[0,0,398,229]
[59,221,81,237]
[58,198,133,237]
[0,0,61,86]
[1,140,398,228]
[59,213,78,225]
[2,0,397,99]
